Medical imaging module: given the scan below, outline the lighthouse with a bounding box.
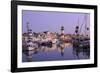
[61,26,64,35]
[60,26,65,40]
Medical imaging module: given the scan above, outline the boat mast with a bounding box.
[79,14,88,37]
[26,22,29,34]
[75,18,79,36]
[85,14,87,37]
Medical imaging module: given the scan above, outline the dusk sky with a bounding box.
[22,10,90,34]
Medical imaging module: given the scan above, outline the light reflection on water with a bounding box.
[22,43,90,62]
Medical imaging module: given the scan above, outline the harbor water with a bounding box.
[22,42,90,62]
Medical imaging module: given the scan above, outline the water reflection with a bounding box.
[22,42,90,62]
[73,45,90,59]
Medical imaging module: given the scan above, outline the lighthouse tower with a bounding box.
[61,26,64,35]
[60,26,65,40]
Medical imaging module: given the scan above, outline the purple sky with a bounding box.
[22,10,90,34]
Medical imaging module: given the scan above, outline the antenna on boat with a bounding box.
[78,17,79,28]
[26,22,29,33]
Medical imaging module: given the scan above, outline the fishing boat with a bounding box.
[73,15,90,48]
[23,22,39,51]
[25,40,38,51]
[52,39,58,44]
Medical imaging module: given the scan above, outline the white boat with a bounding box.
[26,41,38,51]
[52,39,58,44]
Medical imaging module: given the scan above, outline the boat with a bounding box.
[25,40,38,51]
[52,39,58,44]
[73,15,90,48]
[23,22,39,51]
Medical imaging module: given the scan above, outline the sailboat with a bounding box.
[73,14,90,48]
